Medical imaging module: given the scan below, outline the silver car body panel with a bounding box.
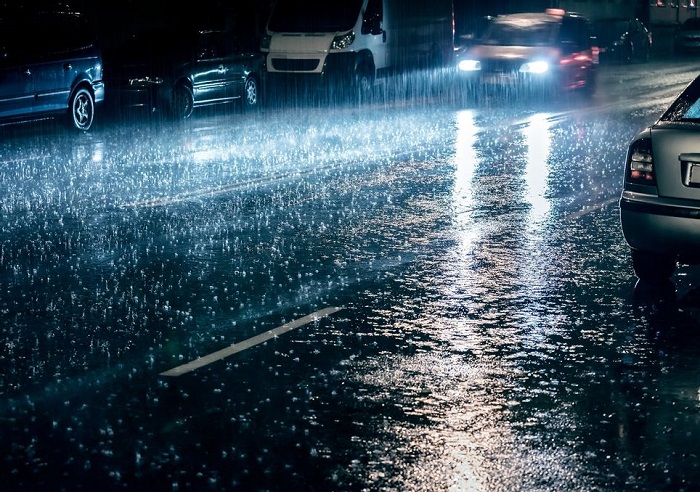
[650,125,700,200]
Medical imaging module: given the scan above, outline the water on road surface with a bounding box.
[2,62,700,491]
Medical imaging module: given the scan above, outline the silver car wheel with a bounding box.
[172,84,194,120]
[631,249,677,283]
[70,87,95,131]
[244,77,258,108]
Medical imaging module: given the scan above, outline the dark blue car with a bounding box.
[105,26,265,120]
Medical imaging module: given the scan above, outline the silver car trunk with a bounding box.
[651,124,700,200]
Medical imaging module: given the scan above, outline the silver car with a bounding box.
[619,73,700,282]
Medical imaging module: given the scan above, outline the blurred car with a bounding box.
[619,72,700,282]
[105,26,264,119]
[593,17,652,63]
[674,18,700,54]
[0,9,104,131]
[455,9,597,99]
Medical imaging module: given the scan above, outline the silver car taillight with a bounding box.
[627,138,655,185]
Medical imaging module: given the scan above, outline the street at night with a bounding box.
[3,42,700,491]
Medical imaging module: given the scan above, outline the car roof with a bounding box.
[492,12,562,25]
[491,10,589,26]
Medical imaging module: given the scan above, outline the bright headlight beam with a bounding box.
[520,61,550,74]
[458,59,481,72]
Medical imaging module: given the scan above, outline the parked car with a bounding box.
[674,18,700,54]
[593,17,652,63]
[0,9,104,131]
[619,72,700,282]
[455,9,597,99]
[105,26,265,119]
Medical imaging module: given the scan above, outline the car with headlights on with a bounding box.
[105,26,264,120]
[455,9,597,99]
[620,73,700,282]
[0,9,104,131]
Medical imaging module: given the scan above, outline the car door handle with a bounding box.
[63,62,72,71]
[22,68,31,76]
[218,64,225,72]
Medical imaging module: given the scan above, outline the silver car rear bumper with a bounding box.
[620,194,700,260]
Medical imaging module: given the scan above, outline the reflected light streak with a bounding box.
[523,113,552,226]
[192,148,220,164]
[453,110,477,242]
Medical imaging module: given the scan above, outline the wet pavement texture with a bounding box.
[2,61,700,491]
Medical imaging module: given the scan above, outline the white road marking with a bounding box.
[564,197,619,221]
[160,306,344,377]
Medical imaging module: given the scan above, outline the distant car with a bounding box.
[593,17,652,63]
[619,72,700,282]
[674,18,700,54]
[455,9,597,98]
[105,26,265,119]
[0,9,104,131]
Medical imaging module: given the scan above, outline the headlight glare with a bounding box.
[520,61,550,74]
[458,59,481,72]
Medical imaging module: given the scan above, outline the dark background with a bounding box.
[2,0,557,51]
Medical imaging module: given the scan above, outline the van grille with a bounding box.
[271,58,320,72]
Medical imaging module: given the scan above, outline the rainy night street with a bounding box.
[3,59,700,491]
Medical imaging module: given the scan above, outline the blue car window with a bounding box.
[683,99,700,119]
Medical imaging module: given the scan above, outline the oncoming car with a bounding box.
[455,9,597,98]
[619,73,700,282]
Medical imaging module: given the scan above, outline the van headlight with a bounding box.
[520,61,550,74]
[331,31,355,50]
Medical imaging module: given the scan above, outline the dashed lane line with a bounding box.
[160,306,344,377]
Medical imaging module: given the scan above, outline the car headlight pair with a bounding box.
[457,60,551,74]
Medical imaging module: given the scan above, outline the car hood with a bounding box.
[465,44,561,61]
[268,32,337,54]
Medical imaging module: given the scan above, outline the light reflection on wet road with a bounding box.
[2,61,700,491]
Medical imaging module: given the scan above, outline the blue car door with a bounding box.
[191,31,230,104]
[31,16,82,114]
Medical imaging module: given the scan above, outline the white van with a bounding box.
[261,0,454,96]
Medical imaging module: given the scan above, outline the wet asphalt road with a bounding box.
[2,60,700,491]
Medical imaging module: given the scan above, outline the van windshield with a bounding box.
[267,0,364,33]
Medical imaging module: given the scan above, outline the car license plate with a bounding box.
[483,74,512,85]
[684,162,700,186]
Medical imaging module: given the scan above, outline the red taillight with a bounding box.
[626,138,655,185]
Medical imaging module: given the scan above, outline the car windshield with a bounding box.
[268,0,364,33]
[661,76,700,122]
[594,20,628,44]
[114,27,197,62]
[480,16,559,46]
[681,18,700,30]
